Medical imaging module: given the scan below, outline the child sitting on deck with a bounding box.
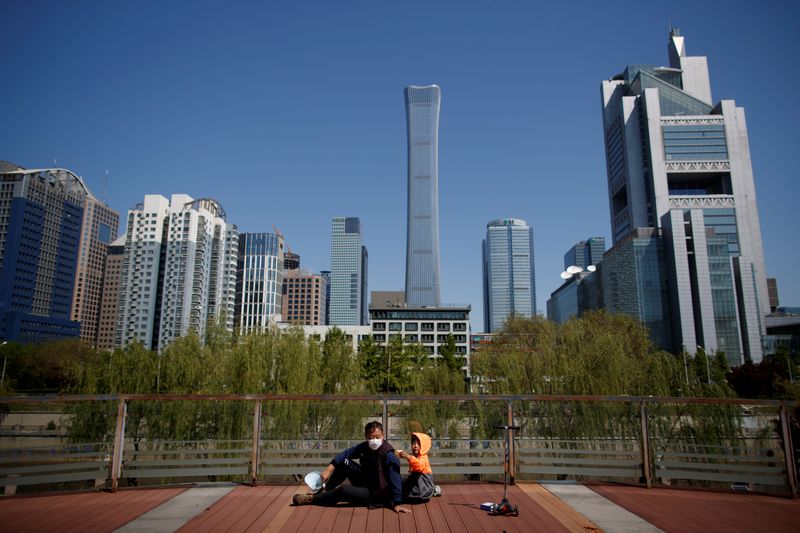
[396,432,438,502]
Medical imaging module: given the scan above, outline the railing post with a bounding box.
[250,400,262,485]
[382,398,389,437]
[779,403,797,498]
[507,400,516,485]
[108,398,127,492]
[639,399,652,489]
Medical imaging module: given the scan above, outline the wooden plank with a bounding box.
[125,457,250,467]
[348,504,369,533]
[443,484,485,533]
[123,466,248,478]
[214,486,282,532]
[517,483,602,533]
[179,486,252,532]
[656,468,785,485]
[243,485,299,532]
[329,504,355,533]
[519,448,638,457]
[655,460,784,474]
[0,461,107,475]
[0,468,106,487]
[519,457,641,467]
[518,465,640,478]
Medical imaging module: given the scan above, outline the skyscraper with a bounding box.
[405,85,442,307]
[0,166,85,343]
[96,236,125,351]
[329,217,368,325]
[482,218,536,333]
[235,232,284,334]
[564,237,605,270]
[70,192,120,347]
[601,29,769,364]
[115,194,238,351]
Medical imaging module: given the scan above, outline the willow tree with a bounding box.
[471,312,682,441]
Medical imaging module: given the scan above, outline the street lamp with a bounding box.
[697,346,711,384]
[1,341,8,388]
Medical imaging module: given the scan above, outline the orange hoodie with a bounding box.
[406,432,432,474]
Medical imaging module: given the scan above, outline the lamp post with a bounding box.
[1,341,8,388]
[697,346,711,384]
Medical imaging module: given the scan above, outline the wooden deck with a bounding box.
[1,483,799,532]
[0,487,186,533]
[178,483,588,533]
[592,484,800,533]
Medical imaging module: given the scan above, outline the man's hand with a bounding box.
[393,504,411,514]
[321,464,335,484]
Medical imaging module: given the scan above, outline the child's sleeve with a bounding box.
[406,455,424,472]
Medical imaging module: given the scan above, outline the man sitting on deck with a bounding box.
[292,421,410,513]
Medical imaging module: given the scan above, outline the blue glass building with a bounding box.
[564,237,605,270]
[329,217,368,325]
[404,85,442,307]
[235,232,284,334]
[482,218,536,333]
[0,167,85,343]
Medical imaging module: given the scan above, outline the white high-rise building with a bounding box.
[600,29,769,364]
[235,232,284,334]
[115,194,238,351]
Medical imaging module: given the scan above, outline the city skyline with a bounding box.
[2,3,799,331]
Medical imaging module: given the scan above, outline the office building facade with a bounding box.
[96,236,125,351]
[564,237,605,270]
[115,194,238,352]
[369,304,471,372]
[329,217,368,325]
[282,271,327,325]
[601,30,769,364]
[70,193,120,346]
[235,232,284,334]
[0,166,86,343]
[482,218,537,333]
[404,85,442,307]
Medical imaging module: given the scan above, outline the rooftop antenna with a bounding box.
[103,169,108,203]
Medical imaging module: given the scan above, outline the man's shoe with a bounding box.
[292,493,314,505]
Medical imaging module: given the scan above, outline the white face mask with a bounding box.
[367,438,383,450]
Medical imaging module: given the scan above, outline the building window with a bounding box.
[437,323,450,331]
[373,322,386,331]
[388,322,402,331]
[421,322,434,331]
[405,322,418,331]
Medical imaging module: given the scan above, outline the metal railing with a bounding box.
[0,394,797,498]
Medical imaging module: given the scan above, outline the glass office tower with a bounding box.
[235,232,284,334]
[601,29,768,364]
[482,218,536,333]
[404,85,442,307]
[329,217,368,325]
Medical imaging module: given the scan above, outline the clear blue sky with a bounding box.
[2,1,799,330]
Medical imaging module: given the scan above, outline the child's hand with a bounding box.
[397,450,407,459]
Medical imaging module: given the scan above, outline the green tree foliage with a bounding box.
[470,312,740,445]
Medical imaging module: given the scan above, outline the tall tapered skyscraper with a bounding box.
[404,85,441,307]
